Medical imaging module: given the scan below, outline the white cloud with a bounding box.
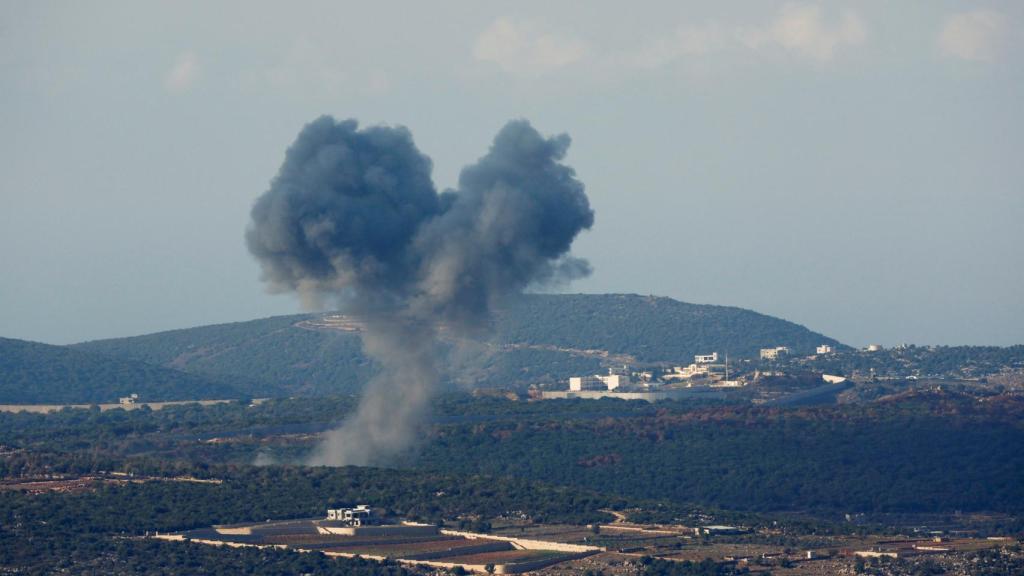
[939,10,1006,62]
[164,51,199,93]
[631,3,866,69]
[474,18,587,76]
[739,3,866,61]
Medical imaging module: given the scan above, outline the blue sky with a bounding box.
[1,1,1021,346]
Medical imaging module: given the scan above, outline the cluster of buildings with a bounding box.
[568,352,744,394]
[664,352,734,383]
[554,342,858,401]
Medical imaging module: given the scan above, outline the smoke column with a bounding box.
[246,116,593,465]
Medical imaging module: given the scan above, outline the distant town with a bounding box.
[533,340,1022,406]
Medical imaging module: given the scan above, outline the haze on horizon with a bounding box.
[2,1,1022,348]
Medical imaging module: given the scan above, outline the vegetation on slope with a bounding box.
[0,337,243,404]
[71,294,842,398]
[7,392,1021,521]
[496,294,845,361]
[414,393,1024,516]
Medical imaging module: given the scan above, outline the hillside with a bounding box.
[0,337,244,404]
[73,314,377,397]
[73,294,842,398]
[495,294,843,361]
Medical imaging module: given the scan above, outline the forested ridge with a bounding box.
[0,337,243,404]
[68,293,841,398]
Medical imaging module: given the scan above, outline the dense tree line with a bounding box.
[0,396,357,452]
[6,393,1023,519]
[0,460,621,528]
[414,394,1024,516]
[0,396,675,462]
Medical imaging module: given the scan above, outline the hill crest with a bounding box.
[70,293,843,397]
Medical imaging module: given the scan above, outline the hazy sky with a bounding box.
[2,1,1022,347]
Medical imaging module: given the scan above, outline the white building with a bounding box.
[865,344,883,352]
[326,505,376,526]
[569,376,603,391]
[598,373,630,390]
[760,347,789,360]
[569,368,632,391]
[694,352,718,364]
[119,393,139,407]
[816,344,833,355]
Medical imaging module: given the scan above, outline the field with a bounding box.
[440,549,568,564]
[262,533,460,548]
[322,537,512,558]
[171,518,596,573]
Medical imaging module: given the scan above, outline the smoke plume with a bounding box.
[246,116,593,465]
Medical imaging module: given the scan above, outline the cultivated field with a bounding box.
[168,517,600,573]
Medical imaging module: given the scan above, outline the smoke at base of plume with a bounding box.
[247,116,594,466]
[308,319,437,466]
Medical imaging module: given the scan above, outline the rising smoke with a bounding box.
[246,116,593,466]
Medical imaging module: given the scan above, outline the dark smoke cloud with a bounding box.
[246,117,440,308]
[412,120,594,328]
[246,116,593,465]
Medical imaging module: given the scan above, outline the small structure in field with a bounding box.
[326,504,376,526]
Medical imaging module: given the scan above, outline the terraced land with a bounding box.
[173,519,596,573]
[323,538,512,560]
[263,533,461,549]
[441,549,569,564]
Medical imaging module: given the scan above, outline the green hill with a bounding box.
[72,294,843,398]
[0,337,244,404]
[494,294,844,362]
